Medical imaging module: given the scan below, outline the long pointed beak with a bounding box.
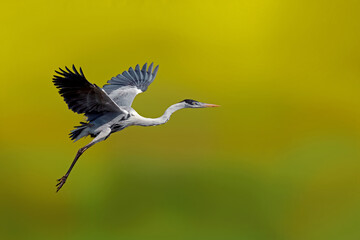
[202,103,220,108]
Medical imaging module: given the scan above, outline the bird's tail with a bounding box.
[69,122,89,141]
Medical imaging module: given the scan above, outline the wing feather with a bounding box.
[53,65,122,115]
[128,67,139,82]
[103,62,159,107]
[135,64,143,80]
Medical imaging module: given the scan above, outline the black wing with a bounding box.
[53,65,122,115]
[102,63,159,107]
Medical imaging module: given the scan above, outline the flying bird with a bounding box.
[53,63,219,192]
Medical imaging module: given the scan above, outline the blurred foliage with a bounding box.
[1,0,360,239]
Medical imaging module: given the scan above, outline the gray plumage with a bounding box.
[103,63,159,107]
[53,63,219,192]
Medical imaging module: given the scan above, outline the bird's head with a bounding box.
[180,99,220,108]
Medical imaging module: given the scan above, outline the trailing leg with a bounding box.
[56,128,111,192]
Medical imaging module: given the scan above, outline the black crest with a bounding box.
[182,99,198,105]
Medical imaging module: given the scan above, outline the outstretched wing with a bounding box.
[53,65,122,115]
[102,63,159,107]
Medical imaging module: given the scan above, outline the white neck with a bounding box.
[134,102,186,127]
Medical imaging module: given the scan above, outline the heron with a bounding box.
[53,63,219,192]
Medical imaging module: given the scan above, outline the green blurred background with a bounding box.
[1,0,360,239]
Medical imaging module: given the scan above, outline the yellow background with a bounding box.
[1,0,360,239]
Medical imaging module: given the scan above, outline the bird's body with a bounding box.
[74,104,179,139]
[53,63,219,192]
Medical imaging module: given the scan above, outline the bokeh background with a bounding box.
[1,0,360,239]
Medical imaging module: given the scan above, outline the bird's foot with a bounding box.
[56,175,68,192]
